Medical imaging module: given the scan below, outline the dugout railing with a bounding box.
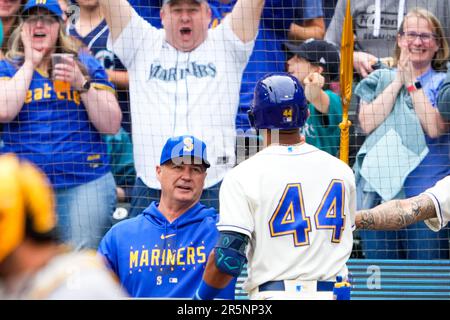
[235,259,450,300]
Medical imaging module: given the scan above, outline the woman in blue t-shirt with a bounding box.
[355,8,450,259]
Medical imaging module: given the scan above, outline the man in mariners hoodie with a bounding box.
[98,135,237,298]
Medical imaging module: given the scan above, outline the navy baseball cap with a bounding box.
[160,135,210,168]
[22,0,64,20]
[284,39,340,81]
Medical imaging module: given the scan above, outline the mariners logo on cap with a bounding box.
[183,137,194,152]
[282,108,293,123]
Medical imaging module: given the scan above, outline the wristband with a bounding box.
[407,81,422,93]
[0,19,3,48]
[194,280,222,300]
[79,78,91,93]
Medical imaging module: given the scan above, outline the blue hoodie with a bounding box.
[98,202,236,299]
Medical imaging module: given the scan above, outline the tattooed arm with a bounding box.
[356,194,437,230]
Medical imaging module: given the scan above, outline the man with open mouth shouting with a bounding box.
[99,0,264,217]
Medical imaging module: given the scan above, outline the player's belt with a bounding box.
[258,280,335,292]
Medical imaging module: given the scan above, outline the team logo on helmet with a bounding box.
[250,73,308,130]
[183,137,194,152]
[282,108,293,123]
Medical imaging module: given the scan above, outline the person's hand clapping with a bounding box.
[396,49,415,85]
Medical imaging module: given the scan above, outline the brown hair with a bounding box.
[5,20,89,77]
[0,0,26,53]
[394,7,449,71]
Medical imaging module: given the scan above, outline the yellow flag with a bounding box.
[339,0,354,164]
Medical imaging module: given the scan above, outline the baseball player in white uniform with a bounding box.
[424,176,450,231]
[356,175,450,232]
[99,0,264,214]
[194,73,356,300]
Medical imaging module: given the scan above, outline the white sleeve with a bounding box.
[217,171,254,239]
[349,175,357,231]
[107,8,161,69]
[423,176,450,232]
[212,17,255,67]
[324,0,345,47]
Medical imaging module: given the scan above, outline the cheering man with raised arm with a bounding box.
[99,0,264,216]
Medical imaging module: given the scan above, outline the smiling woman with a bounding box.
[354,7,450,260]
[6,2,85,75]
[394,9,449,76]
[0,0,122,249]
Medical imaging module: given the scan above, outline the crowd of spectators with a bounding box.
[0,0,449,298]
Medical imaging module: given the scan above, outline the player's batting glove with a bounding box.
[333,276,351,300]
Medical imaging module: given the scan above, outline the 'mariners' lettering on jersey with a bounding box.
[129,246,206,269]
[149,62,216,81]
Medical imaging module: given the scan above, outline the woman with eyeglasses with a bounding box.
[354,7,450,260]
[0,0,122,250]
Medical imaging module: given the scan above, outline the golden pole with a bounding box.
[339,0,354,164]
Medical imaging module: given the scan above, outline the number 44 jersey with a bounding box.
[217,143,356,293]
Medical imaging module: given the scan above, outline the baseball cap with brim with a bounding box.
[22,0,64,20]
[284,39,340,82]
[160,135,210,169]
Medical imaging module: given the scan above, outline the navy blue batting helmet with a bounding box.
[248,73,308,130]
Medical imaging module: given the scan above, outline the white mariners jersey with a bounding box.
[109,9,254,189]
[424,175,450,231]
[217,144,356,292]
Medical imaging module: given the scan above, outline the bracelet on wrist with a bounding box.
[407,80,422,93]
[78,78,91,93]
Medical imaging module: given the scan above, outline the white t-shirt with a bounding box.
[109,10,254,188]
[217,143,356,293]
[424,175,450,232]
[0,250,127,299]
